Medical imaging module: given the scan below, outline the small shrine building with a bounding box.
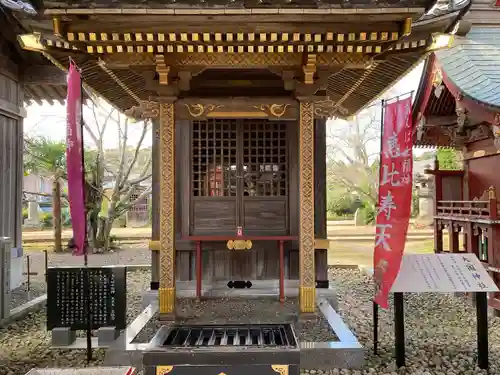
[13,0,466,316]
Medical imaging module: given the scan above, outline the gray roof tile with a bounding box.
[436,27,500,108]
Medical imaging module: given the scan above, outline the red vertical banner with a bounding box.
[66,61,86,256]
[373,96,413,308]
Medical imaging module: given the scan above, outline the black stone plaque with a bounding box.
[47,266,127,330]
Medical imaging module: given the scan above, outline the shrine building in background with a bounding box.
[412,0,500,313]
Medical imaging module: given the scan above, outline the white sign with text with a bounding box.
[391,253,499,293]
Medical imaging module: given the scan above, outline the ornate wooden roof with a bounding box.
[437,28,500,110]
[14,0,467,115]
[413,27,500,149]
[0,5,67,104]
[43,0,433,10]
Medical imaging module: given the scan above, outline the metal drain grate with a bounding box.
[162,324,297,348]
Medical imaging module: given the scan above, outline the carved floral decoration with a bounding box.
[252,104,290,118]
[184,103,223,117]
[493,113,500,150]
[432,67,444,99]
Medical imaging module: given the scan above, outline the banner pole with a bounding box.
[373,300,379,355]
[78,65,92,362]
[394,292,406,367]
[373,98,385,353]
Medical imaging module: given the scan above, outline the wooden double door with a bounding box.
[191,118,290,237]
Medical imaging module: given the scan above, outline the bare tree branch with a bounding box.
[120,120,149,189]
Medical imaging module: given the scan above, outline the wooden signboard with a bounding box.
[391,253,499,293]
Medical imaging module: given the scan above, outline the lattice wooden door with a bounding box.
[191,119,289,236]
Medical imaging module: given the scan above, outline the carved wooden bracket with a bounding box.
[455,99,468,134]
[442,123,491,147]
[492,113,500,150]
[303,54,317,85]
[125,100,160,119]
[155,54,170,85]
[313,98,348,119]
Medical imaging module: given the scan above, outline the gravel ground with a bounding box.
[20,247,150,285]
[2,262,500,375]
[10,282,46,310]
[0,270,150,375]
[131,297,338,343]
[327,268,500,375]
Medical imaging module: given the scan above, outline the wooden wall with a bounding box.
[465,139,500,200]
[0,42,24,249]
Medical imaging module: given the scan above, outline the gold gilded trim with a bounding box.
[150,240,160,251]
[271,365,289,375]
[184,103,222,117]
[209,112,268,118]
[314,239,331,250]
[253,104,290,118]
[227,240,252,250]
[300,287,316,313]
[159,287,175,314]
[156,366,173,375]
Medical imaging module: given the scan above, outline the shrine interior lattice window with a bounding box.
[191,119,288,198]
[242,120,287,197]
[192,119,238,197]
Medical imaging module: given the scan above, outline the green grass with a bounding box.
[328,238,435,267]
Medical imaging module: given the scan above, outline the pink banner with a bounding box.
[373,97,413,308]
[66,62,86,256]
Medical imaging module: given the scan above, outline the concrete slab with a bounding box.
[0,293,47,328]
[25,367,136,375]
[103,298,363,372]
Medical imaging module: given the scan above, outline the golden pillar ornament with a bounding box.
[299,100,316,313]
[159,102,176,314]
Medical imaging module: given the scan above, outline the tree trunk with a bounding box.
[52,179,62,252]
[95,216,115,252]
[87,208,100,249]
[103,217,114,251]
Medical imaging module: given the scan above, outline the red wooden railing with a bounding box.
[436,200,492,219]
[433,187,500,311]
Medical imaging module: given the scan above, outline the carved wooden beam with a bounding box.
[175,97,298,120]
[177,71,192,91]
[21,65,67,85]
[102,52,372,69]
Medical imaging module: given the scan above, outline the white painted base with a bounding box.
[10,248,23,290]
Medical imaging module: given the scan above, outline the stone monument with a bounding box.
[23,201,41,228]
[414,165,435,227]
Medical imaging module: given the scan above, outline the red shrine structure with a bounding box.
[412,1,500,312]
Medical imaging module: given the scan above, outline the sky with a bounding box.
[24,62,426,154]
